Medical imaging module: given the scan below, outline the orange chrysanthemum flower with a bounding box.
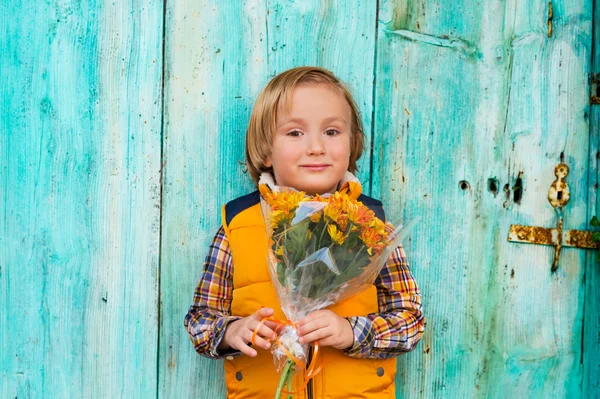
[259,184,278,205]
[337,215,349,232]
[347,202,375,226]
[259,185,304,212]
[329,191,350,210]
[259,185,306,229]
[359,226,382,255]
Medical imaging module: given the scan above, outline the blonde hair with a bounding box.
[245,66,365,184]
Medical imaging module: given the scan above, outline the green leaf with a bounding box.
[592,232,600,242]
[276,262,287,286]
[284,219,312,265]
[591,216,600,227]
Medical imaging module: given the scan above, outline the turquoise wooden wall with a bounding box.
[1,1,598,398]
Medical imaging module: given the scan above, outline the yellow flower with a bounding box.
[369,217,386,235]
[270,209,291,229]
[328,224,346,245]
[274,246,285,256]
[312,194,329,202]
[276,191,305,213]
[337,181,362,199]
[324,204,343,223]
[330,191,350,211]
[259,184,278,205]
[259,184,304,212]
[309,212,322,223]
[259,185,306,229]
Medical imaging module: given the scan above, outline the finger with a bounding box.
[233,338,257,357]
[298,317,328,337]
[297,310,328,327]
[298,327,332,344]
[257,307,275,319]
[245,324,274,348]
[264,320,278,330]
[255,323,277,341]
[252,335,272,350]
[248,318,276,339]
[243,326,273,349]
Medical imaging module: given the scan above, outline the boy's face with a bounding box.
[265,83,352,195]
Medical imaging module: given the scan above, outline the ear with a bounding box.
[263,156,272,168]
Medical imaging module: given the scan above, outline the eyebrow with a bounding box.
[278,117,348,127]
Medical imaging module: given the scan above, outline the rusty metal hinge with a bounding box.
[508,162,598,272]
[547,2,553,37]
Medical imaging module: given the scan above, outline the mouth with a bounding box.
[300,164,331,172]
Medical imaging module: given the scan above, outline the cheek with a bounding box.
[332,139,352,163]
[271,143,301,167]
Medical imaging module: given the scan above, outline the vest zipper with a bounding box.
[306,345,313,399]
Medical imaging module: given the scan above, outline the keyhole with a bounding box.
[557,191,563,200]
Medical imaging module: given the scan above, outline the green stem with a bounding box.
[348,245,365,271]
[318,220,330,246]
[286,365,294,399]
[274,359,294,399]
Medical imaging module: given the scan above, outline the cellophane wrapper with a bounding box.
[259,186,419,374]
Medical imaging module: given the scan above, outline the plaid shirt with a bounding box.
[184,226,426,359]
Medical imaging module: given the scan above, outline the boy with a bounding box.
[185,66,426,398]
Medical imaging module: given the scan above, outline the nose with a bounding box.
[306,132,325,155]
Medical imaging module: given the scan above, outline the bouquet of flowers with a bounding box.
[257,184,418,398]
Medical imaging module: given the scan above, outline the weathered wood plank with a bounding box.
[161,1,377,397]
[476,1,591,396]
[373,1,505,396]
[373,0,592,397]
[0,1,163,397]
[159,2,267,398]
[583,0,600,395]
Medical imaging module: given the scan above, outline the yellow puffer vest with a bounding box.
[221,185,396,399]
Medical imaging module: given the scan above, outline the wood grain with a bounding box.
[373,0,593,397]
[160,1,378,397]
[1,1,597,398]
[0,1,163,397]
[583,0,600,396]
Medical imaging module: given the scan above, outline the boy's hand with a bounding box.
[220,308,278,357]
[297,310,354,350]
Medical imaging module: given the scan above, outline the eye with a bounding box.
[286,130,303,137]
[324,129,340,136]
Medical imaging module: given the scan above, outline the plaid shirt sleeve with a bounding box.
[184,226,243,359]
[343,245,426,359]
